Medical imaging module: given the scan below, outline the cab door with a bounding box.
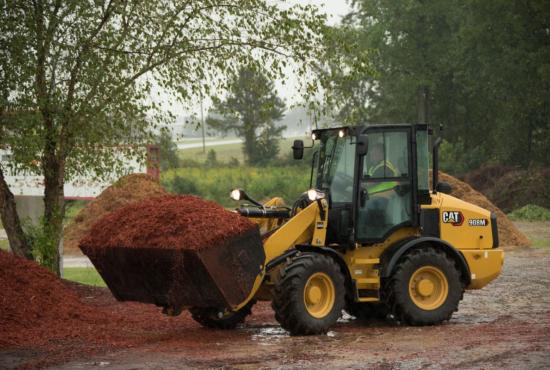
[355,129,414,243]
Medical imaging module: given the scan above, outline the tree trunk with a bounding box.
[526,119,533,166]
[416,86,430,124]
[42,150,66,276]
[242,122,256,164]
[0,166,33,259]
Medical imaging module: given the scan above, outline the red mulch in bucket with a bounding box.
[64,174,168,255]
[79,195,255,251]
[77,195,262,311]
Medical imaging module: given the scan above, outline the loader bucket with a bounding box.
[80,227,264,311]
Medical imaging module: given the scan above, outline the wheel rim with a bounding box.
[303,272,335,318]
[408,266,449,310]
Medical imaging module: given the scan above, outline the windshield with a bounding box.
[315,132,355,203]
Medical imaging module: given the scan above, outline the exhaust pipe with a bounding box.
[432,137,442,194]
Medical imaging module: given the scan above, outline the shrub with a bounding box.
[508,205,550,222]
[163,175,198,195]
[205,149,218,167]
[228,157,240,167]
[25,218,58,272]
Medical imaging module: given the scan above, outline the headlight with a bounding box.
[307,189,325,201]
[230,189,242,201]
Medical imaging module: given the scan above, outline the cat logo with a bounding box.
[442,211,464,226]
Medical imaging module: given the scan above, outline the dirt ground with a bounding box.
[1,244,548,369]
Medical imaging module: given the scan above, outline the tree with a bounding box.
[207,66,286,165]
[156,130,180,171]
[0,0,325,274]
[322,0,550,173]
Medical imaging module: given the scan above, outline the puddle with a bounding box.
[249,326,289,344]
[337,310,355,323]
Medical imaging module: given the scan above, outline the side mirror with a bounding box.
[435,182,452,194]
[292,140,304,160]
[356,134,368,156]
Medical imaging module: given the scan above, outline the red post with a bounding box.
[146,145,160,181]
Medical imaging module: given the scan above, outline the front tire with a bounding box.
[190,300,255,329]
[272,253,345,335]
[386,247,464,325]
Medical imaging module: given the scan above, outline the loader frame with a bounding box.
[231,123,503,333]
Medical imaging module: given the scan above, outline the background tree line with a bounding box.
[322,0,550,173]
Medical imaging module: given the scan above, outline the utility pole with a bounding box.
[200,97,206,154]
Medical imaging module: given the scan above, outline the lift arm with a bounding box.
[233,199,328,310]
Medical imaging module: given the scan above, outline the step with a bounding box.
[353,258,380,265]
[356,277,380,285]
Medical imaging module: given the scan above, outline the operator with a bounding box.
[365,143,398,195]
[358,142,400,236]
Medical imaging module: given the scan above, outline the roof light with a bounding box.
[338,129,345,138]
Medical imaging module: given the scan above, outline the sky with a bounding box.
[156,0,353,122]
[298,0,352,24]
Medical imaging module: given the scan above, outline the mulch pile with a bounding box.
[0,250,103,349]
[79,195,255,251]
[439,171,531,248]
[0,250,272,369]
[462,165,550,213]
[64,174,167,255]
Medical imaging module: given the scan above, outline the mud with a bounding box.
[2,247,549,369]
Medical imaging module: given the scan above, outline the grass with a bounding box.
[64,200,88,222]
[63,267,106,287]
[0,239,9,251]
[513,220,550,250]
[532,239,550,249]
[176,137,205,143]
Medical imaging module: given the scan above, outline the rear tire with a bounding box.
[386,247,464,325]
[272,253,345,335]
[190,300,256,329]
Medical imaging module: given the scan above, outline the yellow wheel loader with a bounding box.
[198,124,503,335]
[86,124,504,336]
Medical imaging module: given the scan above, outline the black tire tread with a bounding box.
[271,253,345,335]
[190,300,256,329]
[385,247,464,326]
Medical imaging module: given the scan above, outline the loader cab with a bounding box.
[307,124,430,245]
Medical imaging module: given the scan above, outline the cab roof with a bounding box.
[311,123,429,136]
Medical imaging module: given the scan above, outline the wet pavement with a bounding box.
[51,247,550,370]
